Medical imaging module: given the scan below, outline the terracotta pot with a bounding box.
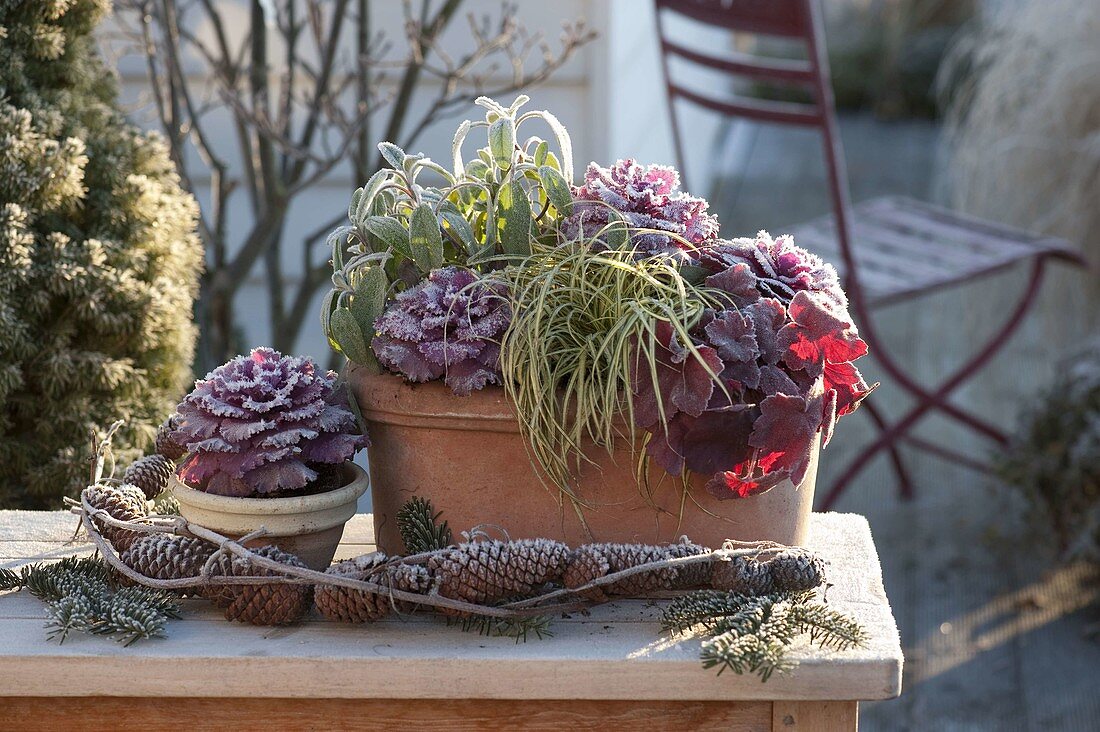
[170,462,369,570]
[350,366,818,554]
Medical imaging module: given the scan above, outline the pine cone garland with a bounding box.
[710,556,774,595]
[83,484,148,551]
[315,553,430,623]
[121,534,214,592]
[124,454,175,499]
[429,539,570,607]
[155,415,187,460]
[204,545,313,625]
[667,541,712,589]
[768,549,825,593]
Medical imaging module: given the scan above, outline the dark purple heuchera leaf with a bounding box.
[562,160,720,257]
[632,321,723,430]
[704,263,760,308]
[372,266,511,396]
[778,291,867,376]
[704,391,822,500]
[172,347,369,497]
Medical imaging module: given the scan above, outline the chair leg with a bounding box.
[817,259,1049,510]
[861,400,913,501]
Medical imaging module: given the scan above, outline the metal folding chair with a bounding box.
[654,0,1088,509]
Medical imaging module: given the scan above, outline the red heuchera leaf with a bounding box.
[823,360,877,417]
[632,321,723,429]
[705,467,790,500]
[777,291,867,375]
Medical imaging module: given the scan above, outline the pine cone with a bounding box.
[429,539,570,607]
[710,556,774,595]
[83,483,148,551]
[155,415,187,460]
[315,553,430,623]
[203,545,313,625]
[768,549,825,593]
[564,543,691,601]
[124,454,175,500]
[667,541,712,589]
[121,534,214,594]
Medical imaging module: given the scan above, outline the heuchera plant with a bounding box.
[324,96,873,500]
[171,348,369,497]
[633,231,873,499]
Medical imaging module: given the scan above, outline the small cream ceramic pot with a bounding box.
[171,462,369,570]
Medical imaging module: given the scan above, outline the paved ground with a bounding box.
[709,114,1100,731]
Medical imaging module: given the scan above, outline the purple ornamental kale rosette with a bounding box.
[172,347,369,497]
[632,231,876,499]
[562,159,720,258]
[371,266,511,396]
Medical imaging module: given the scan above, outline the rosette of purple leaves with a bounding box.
[172,348,368,497]
[372,266,511,396]
[562,159,720,258]
[634,232,874,499]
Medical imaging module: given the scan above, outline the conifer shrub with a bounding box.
[0,0,203,508]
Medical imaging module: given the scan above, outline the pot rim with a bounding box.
[170,461,368,517]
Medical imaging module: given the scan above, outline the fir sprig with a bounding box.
[8,556,180,646]
[397,496,453,553]
[663,590,867,681]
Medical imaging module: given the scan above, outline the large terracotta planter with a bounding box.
[171,462,369,570]
[351,366,818,554]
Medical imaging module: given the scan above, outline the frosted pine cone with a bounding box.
[155,415,186,460]
[83,483,148,551]
[768,548,825,593]
[203,545,313,625]
[710,556,774,595]
[121,534,214,591]
[315,553,430,623]
[667,541,712,589]
[124,454,174,500]
[429,539,570,606]
[564,543,691,601]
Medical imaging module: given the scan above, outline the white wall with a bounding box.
[106,0,723,364]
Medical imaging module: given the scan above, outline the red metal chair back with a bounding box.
[654,0,861,298]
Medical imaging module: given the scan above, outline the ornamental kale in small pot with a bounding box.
[167,347,370,569]
[323,96,873,552]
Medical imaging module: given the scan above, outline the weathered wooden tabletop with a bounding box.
[0,511,901,730]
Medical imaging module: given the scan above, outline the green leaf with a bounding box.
[679,265,711,285]
[538,166,573,217]
[409,204,444,272]
[438,203,478,256]
[329,307,373,366]
[452,119,473,174]
[540,110,573,182]
[533,140,549,167]
[362,216,412,258]
[378,142,406,170]
[497,182,532,257]
[602,210,630,250]
[488,117,516,171]
[320,289,338,349]
[350,266,388,336]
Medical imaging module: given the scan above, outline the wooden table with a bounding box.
[0,511,901,731]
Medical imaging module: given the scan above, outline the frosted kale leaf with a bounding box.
[372,266,511,396]
[172,347,368,497]
[699,231,846,307]
[563,159,720,257]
